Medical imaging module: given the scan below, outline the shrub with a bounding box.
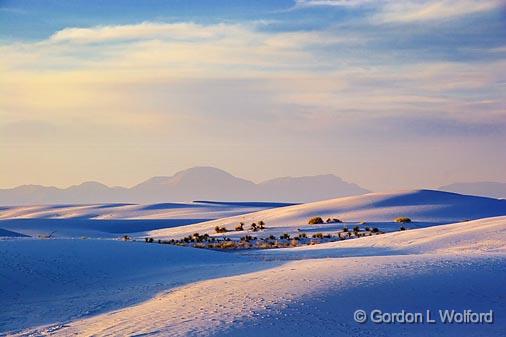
[298,233,307,239]
[240,235,253,242]
[258,221,266,229]
[395,217,412,223]
[235,223,244,231]
[400,226,406,231]
[371,227,379,233]
[308,217,324,224]
[280,233,290,240]
[333,218,343,223]
[214,226,227,233]
[218,241,237,249]
[268,235,276,240]
[342,227,349,232]
[353,225,360,233]
[258,242,274,249]
[312,233,324,239]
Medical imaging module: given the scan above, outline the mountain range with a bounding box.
[0,167,369,205]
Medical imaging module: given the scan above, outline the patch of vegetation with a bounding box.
[280,233,291,240]
[258,220,266,229]
[214,226,228,233]
[308,216,324,224]
[395,217,412,223]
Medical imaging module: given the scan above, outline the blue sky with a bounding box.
[1,0,505,190]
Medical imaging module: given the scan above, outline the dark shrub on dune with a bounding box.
[308,217,324,224]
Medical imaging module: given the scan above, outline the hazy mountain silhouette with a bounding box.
[439,182,506,199]
[0,167,369,205]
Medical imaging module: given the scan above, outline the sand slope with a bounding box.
[8,215,506,337]
[0,201,291,238]
[148,189,506,239]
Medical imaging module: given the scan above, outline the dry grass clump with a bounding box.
[308,217,324,224]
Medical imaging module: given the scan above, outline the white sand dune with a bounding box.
[0,201,291,238]
[0,239,276,334]
[0,201,289,221]
[148,189,506,239]
[6,215,506,337]
[241,216,506,259]
[0,228,28,237]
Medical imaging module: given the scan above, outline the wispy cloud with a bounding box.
[1,16,505,188]
[295,0,503,23]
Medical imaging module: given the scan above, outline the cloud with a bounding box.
[1,21,505,144]
[1,17,505,189]
[49,22,249,43]
[295,0,503,23]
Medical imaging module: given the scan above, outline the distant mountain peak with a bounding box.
[0,167,369,205]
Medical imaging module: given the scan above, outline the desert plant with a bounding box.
[214,226,228,233]
[280,233,290,240]
[395,217,412,223]
[342,227,349,232]
[240,235,253,242]
[218,241,237,249]
[235,223,244,231]
[371,227,379,233]
[258,220,265,229]
[353,225,360,233]
[400,226,406,231]
[308,217,324,224]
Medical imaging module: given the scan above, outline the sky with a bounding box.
[1,0,505,191]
